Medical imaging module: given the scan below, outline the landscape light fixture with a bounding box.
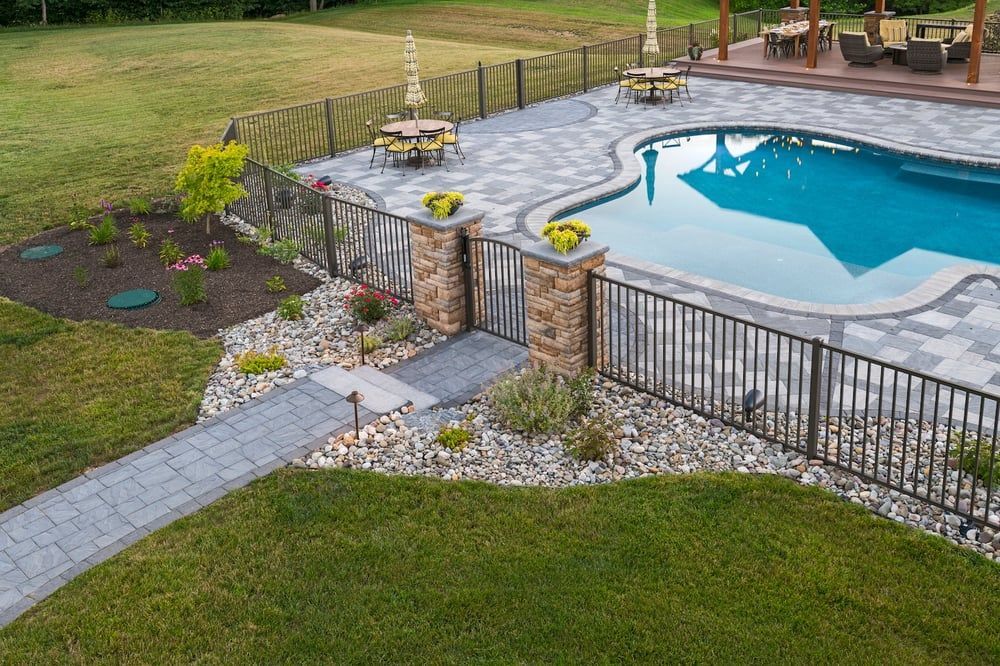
[346,390,365,440]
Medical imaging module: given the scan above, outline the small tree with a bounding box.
[175,141,249,234]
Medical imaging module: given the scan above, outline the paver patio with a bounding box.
[304,77,1000,394]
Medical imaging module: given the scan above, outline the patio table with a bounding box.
[762,20,830,58]
[624,67,681,103]
[380,119,453,139]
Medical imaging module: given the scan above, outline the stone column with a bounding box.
[521,239,608,377]
[864,10,895,44]
[406,208,483,336]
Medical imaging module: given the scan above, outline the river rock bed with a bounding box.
[296,375,1000,560]
[197,210,445,420]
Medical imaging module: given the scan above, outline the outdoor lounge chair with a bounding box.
[878,19,908,49]
[839,32,882,67]
[945,25,973,62]
[907,38,947,74]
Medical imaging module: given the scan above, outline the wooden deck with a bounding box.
[684,39,1000,108]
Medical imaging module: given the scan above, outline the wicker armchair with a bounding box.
[839,32,882,67]
[907,38,947,73]
[945,40,972,61]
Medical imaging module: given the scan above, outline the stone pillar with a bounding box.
[780,6,808,22]
[406,208,482,336]
[521,239,608,377]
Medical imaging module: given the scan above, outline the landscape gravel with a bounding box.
[296,374,1000,560]
[197,205,445,420]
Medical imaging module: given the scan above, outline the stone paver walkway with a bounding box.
[0,332,525,628]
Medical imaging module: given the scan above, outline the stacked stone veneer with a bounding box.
[521,240,608,377]
[406,208,482,336]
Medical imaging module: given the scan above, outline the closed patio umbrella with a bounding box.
[404,29,427,119]
[643,0,659,58]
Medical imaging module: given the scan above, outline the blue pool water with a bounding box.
[559,131,1000,303]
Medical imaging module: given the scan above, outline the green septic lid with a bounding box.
[19,245,63,260]
[107,289,160,310]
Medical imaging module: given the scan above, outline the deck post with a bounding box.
[718,0,730,61]
[967,0,987,84]
[805,0,821,69]
[875,0,885,12]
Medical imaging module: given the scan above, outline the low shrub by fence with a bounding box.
[590,273,1000,529]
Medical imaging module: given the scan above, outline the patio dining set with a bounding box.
[366,111,465,173]
[614,63,694,107]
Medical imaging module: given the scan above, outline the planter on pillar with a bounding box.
[521,239,608,377]
[405,207,483,336]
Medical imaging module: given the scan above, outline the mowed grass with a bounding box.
[289,0,722,50]
[0,21,536,245]
[1,470,998,662]
[0,299,220,511]
[917,0,1000,19]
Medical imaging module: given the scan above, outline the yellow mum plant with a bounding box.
[541,219,591,255]
[422,191,465,220]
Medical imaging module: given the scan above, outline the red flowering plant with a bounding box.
[302,174,331,193]
[344,284,399,324]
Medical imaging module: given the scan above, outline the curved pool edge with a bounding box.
[522,122,1000,319]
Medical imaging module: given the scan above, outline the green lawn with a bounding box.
[917,0,1000,19]
[1,470,998,662]
[0,21,536,246]
[0,299,220,511]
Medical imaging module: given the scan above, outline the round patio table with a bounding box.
[624,67,681,104]
[379,119,453,138]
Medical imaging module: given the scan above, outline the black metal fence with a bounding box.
[590,273,1000,529]
[228,156,413,302]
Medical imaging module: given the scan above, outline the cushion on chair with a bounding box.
[952,26,972,44]
[372,137,392,147]
[630,82,653,91]
[841,31,871,46]
[441,133,457,144]
[386,143,414,153]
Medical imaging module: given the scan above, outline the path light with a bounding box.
[742,388,765,420]
[357,323,369,366]
[346,390,365,440]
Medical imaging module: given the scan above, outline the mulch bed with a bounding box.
[0,212,321,338]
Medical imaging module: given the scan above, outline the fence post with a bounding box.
[262,166,277,239]
[757,8,762,36]
[582,45,589,93]
[515,59,526,109]
[324,98,336,157]
[805,336,824,459]
[461,229,475,331]
[477,62,488,119]
[732,14,737,42]
[688,23,694,46]
[321,196,339,278]
[637,33,645,66]
[587,269,596,368]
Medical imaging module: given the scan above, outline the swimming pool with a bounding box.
[558,130,1000,304]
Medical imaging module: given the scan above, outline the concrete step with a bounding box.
[310,364,439,415]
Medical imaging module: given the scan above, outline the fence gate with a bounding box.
[462,234,527,346]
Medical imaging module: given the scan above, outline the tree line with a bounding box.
[2,0,355,26]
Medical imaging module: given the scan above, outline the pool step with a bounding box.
[899,161,1000,185]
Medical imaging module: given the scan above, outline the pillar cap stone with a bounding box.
[521,239,609,267]
[406,207,484,231]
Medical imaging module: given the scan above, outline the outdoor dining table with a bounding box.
[379,118,453,139]
[624,67,681,103]
[762,20,830,58]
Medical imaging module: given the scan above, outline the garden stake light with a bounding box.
[346,390,365,440]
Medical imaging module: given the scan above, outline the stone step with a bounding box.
[310,365,439,415]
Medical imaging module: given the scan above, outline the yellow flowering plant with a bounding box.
[422,191,465,220]
[541,219,591,255]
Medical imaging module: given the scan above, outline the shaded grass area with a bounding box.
[0,21,535,245]
[2,470,998,662]
[289,0,721,50]
[0,299,220,511]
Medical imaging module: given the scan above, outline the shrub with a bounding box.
[67,204,92,231]
[950,432,999,487]
[567,367,596,417]
[422,191,464,220]
[344,284,399,324]
[235,348,286,375]
[159,237,185,266]
[128,222,151,248]
[265,275,287,293]
[437,425,471,451]
[258,238,299,265]
[361,333,382,355]
[88,215,118,245]
[273,163,302,181]
[128,197,151,215]
[175,141,249,233]
[205,241,231,271]
[565,416,619,461]
[541,219,591,255]
[277,294,304,321]
[169,255,207,306]
[102,245,122,268]
[384,316,417,342]
[487,367,593,435]
[236,233,257,245]
[72,266,89,289]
